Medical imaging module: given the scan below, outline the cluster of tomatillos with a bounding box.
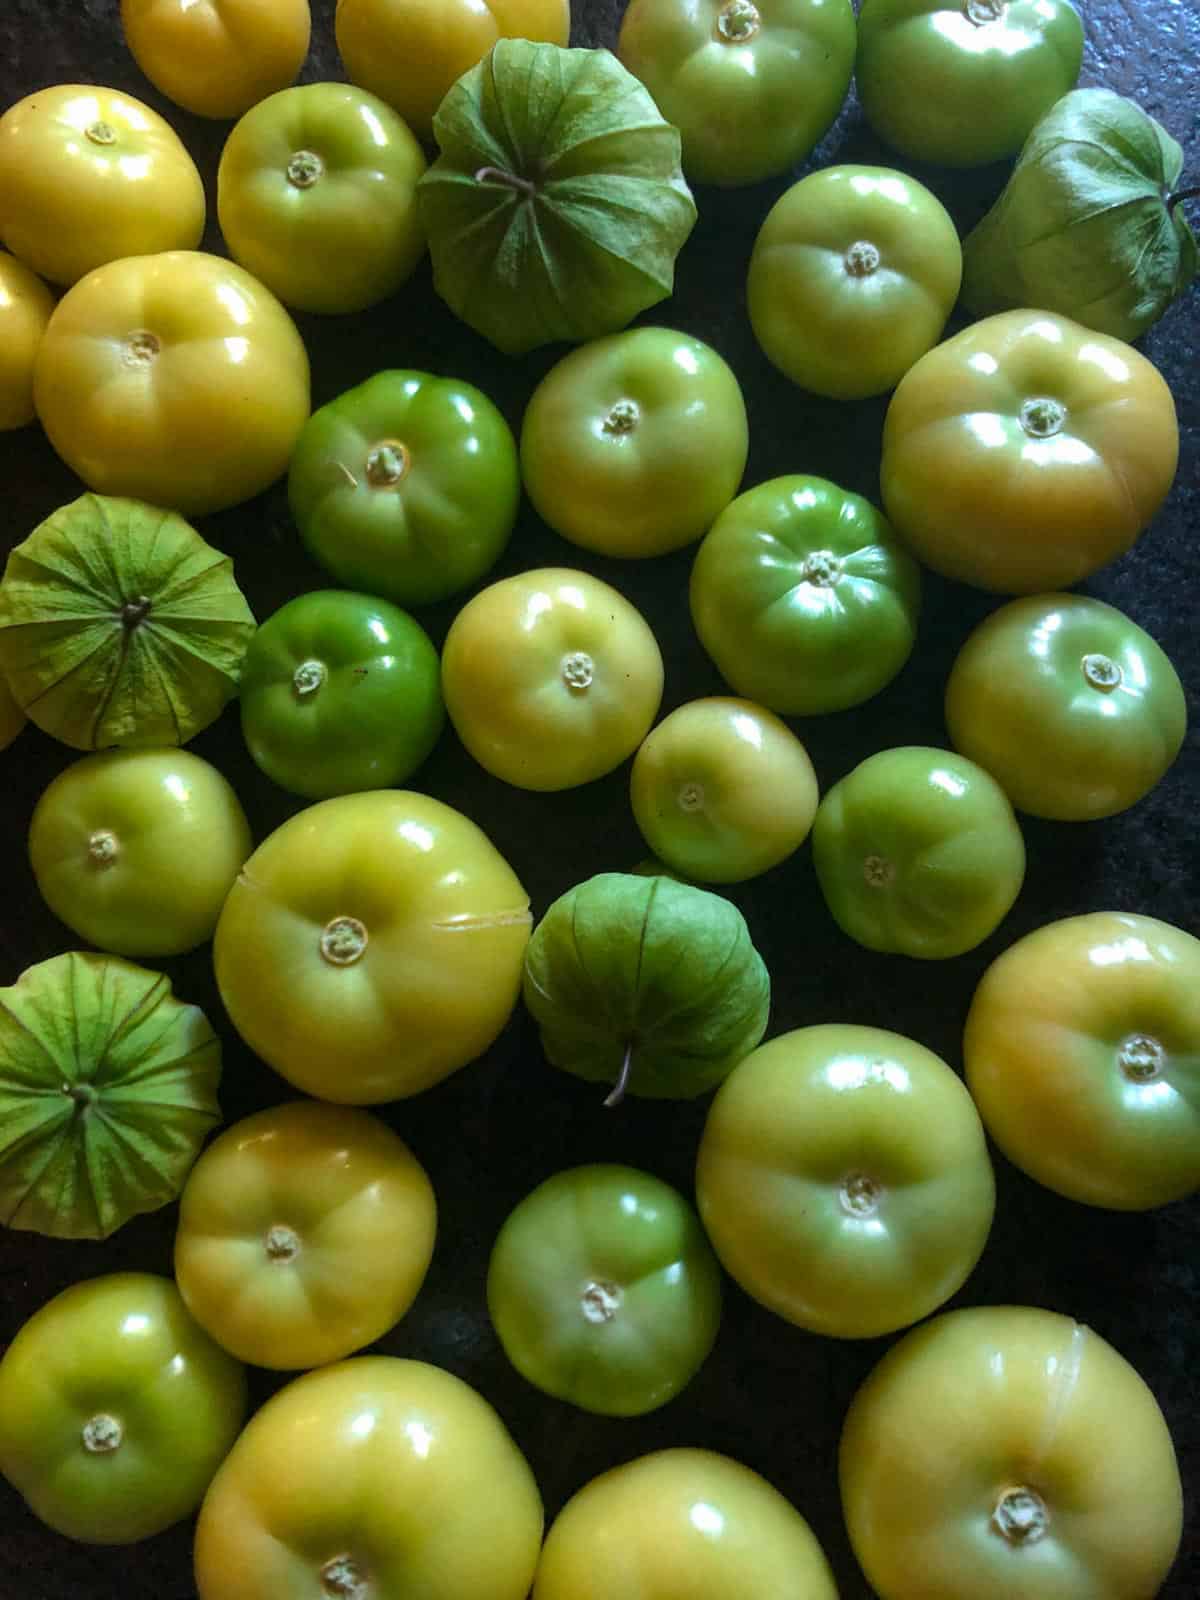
[0,2,1196,1599]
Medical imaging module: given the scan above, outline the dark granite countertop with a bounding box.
[0,2,1196,1597]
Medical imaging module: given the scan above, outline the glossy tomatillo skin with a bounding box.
[880,310,1179,594]
[0,85,205,285]
[0,253,54,430]
[194,1357,544,1600]
[441,567,664,790]
[964,912,1200,1210]
[690,475,921,715]
[213,789,531,1103]
[28,747,253,958]
[533,1448,838,1600]
[34,251,311,517]
[217,83,427,314]
[174,1100,437,1369]
[0,1273,247,1545]
[120,0,312,121]
[945,593,1187,820]
[696,1025,995,1338]
[288,369,519,606]
[238,588,444,799]
[519,326,749,558]
[335,0,571,144]
[839,1305,1183,1600]
[811,745,1025,959]
[748,164,963,399]
[487,1164,722,1416]
[855,0,1085,168]
[630,697,819,882]
[617,0,856,188]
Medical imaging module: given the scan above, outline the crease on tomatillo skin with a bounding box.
[1032,1318,1088,1466]
[430,908,533,931]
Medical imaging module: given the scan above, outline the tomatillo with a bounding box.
[748,165,962,400]
[945,593,1187,820]
[519,326,748,558]
[689,475,920,715]
[288,368,519,607]
[121,0,312,122]
[28,746,252,957]
[880,310,1179,594]
[174,1100,437,1369]
[811,746,1025,960]
[964,911,1200,1210]
[840,1305,1183,1600]
[0,84,205,285]
[0,252,54,430]
[238,588,444,799]
[0,1273,246,1545]
[217,82,427,315]
[629,697,819,883]
[194,1357,544,1600]
[33,251,310,518]
[534,1448,838,1600]
[335,0,570,146]
[212,790,531,1103]
[487,1164,722,1415]
[616,0,856,188]
[441,568,664,791]
[696,1025,995,1338]
[854,0,1084,168]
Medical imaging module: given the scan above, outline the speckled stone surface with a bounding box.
[0,3,1196,1598]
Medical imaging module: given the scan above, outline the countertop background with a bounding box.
[0,2,1196,1597]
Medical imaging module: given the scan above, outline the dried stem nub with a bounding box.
[604,1041,635,1108]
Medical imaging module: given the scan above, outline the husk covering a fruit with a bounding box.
[418,41,697,355]
[961,88,1197,340]
[0,952,221,1239]
[523,872,770,1101]
[0,494,256,750]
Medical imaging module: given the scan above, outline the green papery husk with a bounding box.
[418,41,697,356]
[0,952,221,1239]
[961,88,1197,341]
[0,494,256,750]
[522,872,770,1101]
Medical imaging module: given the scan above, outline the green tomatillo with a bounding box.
[28,747,252,957]
[945,594,1187,821]
[696,1025,996,1338]
[519,326,748,559]
[854,0,1084,169]
[238,588,444,800]
[522,872,770,1103]
[0,951,221,1239]
[630,698,819,884]
[487,1164,722,1415]
[961,89,1197,341]
[616,0,856,188]
[0,494,256,751]
[839,1306,1183,1600]
[216,82,427,316]
[880,311,1180,594]
[964,912,1200,1211]
[417,41,697,354]
[287,369,519,607]
[811,746,1025,960]
[689,475,920,716]
[0,1273,247,1545]
[748,165,962,400]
